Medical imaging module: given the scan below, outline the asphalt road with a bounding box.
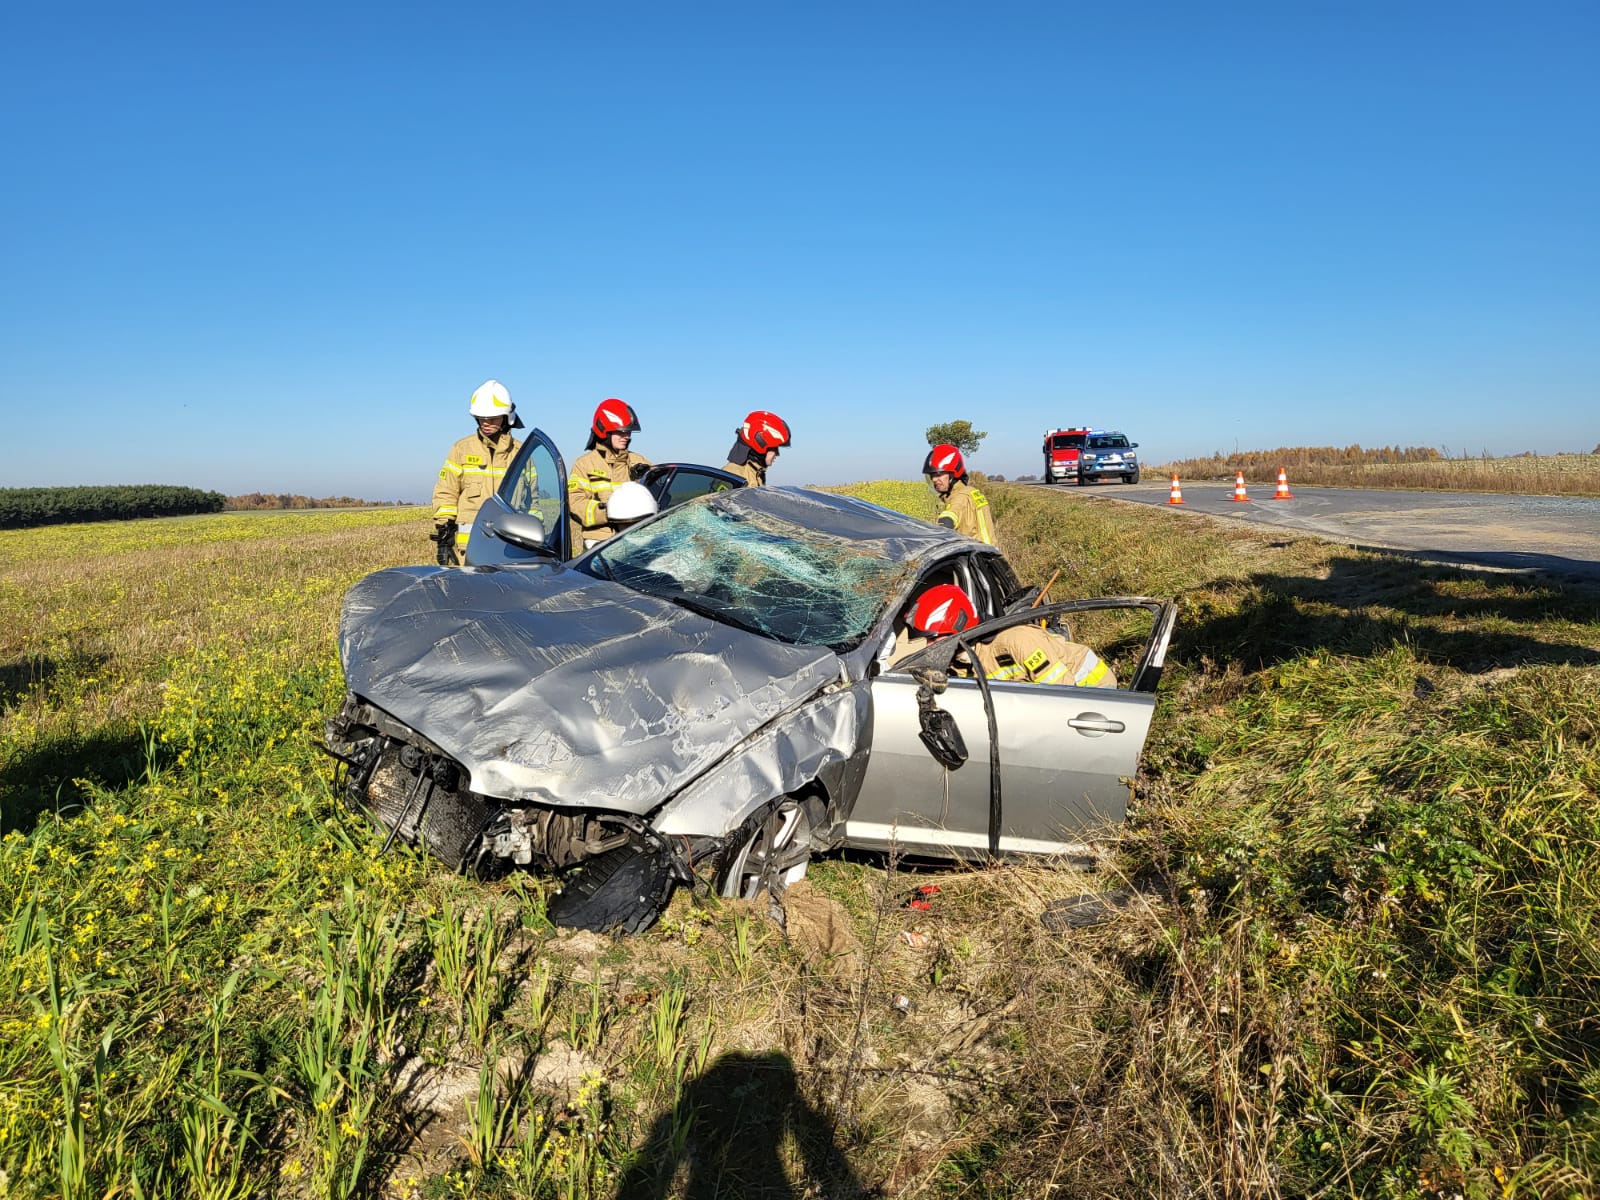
[1030,478,1600,581]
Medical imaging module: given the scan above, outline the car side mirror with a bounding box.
[486,510,549,553]
[912,668,967,770]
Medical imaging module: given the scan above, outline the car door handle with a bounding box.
[1068,713,1125,736]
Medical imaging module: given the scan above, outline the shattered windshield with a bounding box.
[581,501,918,650]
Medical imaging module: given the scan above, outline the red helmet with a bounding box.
[923,443,965,478]
[739,411,791,455]
[906,584,977,638]
[592,399,641,441]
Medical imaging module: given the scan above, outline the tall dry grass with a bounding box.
[1159,450,1600,496]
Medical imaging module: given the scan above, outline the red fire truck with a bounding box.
[1042,428,1091,484]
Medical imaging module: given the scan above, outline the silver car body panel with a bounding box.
[652,682,870,837]
[848,676,1154,855]
[338,561,841,810]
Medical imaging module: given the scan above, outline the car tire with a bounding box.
[1076,475,1088,486]
[717,797,812,900]
[1124,470,1140,485]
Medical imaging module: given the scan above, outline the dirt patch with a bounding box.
[782,881,862,972]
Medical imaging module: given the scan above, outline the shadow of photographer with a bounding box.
[614,1050,865,1200]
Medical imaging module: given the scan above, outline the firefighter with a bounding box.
[431,379,524,565]
[891,584,1115,688]
[603,481,659,535]
[924,444,995,545]
[568,399,652,548]
[725,410,791,486]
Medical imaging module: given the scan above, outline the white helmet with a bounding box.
[607,481,659,525]
[468,379,524,427]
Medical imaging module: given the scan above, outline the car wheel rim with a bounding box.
[722,800,809,900]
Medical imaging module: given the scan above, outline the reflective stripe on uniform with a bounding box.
[440,460,464,475]
[1075,654,1110,686]
[971,489,994,545]
[985,662,1028,681]
[454,521,473,546]
[986,648,1107,687]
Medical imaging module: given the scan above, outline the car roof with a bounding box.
[711,485,974,566]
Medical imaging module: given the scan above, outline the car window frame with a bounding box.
[889,596,1177,694]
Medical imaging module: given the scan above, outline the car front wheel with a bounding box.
[1124,469,1140,484]
[717,797,812,899]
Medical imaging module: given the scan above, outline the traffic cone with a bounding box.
[1230,471,1251,502]
[1272,467,1294,500]
[1167,474,1184,505]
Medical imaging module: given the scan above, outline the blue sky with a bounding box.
[3,1,1596,498]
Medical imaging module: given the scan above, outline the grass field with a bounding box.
[2,493,1598,1197]
[1156,453,1600,496]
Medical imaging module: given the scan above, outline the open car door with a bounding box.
[465,428,571,565]
[847,597,1177,859]
[639,463,744,508]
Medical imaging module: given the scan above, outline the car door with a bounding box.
[464,428,571,565]
[640,464,745,511]
[845,597,1177,859]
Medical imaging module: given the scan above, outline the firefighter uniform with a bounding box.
[568,445,653,546]
[935,480,995,545]
[724,457,767,487]
[887,623,1113,688]
[432,428,522,564]
[971,625,1115,688]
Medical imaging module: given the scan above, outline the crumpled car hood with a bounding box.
[337,564,841,812]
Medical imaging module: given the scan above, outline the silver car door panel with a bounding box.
[852,675,1153,857]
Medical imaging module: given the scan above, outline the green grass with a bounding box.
[2,491,1598,1197]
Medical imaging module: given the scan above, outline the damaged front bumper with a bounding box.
[325,695,722,933]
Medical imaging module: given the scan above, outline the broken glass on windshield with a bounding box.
[582,501,917,651]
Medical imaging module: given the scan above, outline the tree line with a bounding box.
[225,493,404,510]
[0,485,226,530]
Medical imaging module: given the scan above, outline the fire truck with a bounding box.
[1043,428,1141,485]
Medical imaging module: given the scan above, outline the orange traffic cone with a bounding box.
[1230,471,1251,502]
[1272,467,1294,500]
[1167,474,1184,505]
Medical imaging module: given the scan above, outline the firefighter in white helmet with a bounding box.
[601,481,659,535]
[568,399,653,549]
[431,380,524,565]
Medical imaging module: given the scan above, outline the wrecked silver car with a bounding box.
[327,468,1175,932]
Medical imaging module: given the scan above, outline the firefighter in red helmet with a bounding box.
[568,399,653,548]
[725,411,790,486]
[923,444,995,545]
[890,583,1115,687]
